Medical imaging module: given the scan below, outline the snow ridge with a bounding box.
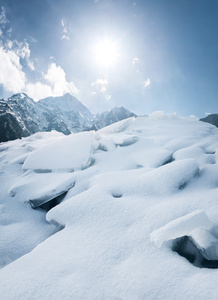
[1,113,218,299]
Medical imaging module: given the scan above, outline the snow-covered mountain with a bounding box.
[200,113,218,128]
[1,112,218,299]
[94,106,137,129]
[0,94,40,142]
[0,93,136,142]
[35,93,94,134]
[0,99,25,142]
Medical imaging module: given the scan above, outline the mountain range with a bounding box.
[0,93,136,142]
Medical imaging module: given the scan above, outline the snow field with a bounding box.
[0,113,218,299]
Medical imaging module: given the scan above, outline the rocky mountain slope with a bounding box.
[0,93,136,142]
[200,114,218,128]
[94,106,136,130]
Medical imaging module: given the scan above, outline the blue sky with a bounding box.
[0,0,217,117]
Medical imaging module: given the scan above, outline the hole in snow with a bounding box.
[36,191,68,212]
[161,155,174,166]
[204,150,216,155]
[112,193,123,198]
[178,182,187,190]
[136,164,143,169]
[97,144,108,152]
[34,169,52,173]
[81,158,95,170]
[172,236,218,269]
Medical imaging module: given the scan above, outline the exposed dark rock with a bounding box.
[200,114,218,128]
[173,236,218,269]
[0,93,137,143]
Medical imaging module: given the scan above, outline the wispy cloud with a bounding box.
[91,78,108,93]
[0,8,34,72]
[13,40,35,71]
[91,79,111,102]
[144,78,151,88]
[61,19,70,41]
[0,8,35,93]
[105,94,111,101]
[61,35,70,41]
[132,57,140,65]
[0,7,8,26]
[0,44,78,100]
[0,8,77,101]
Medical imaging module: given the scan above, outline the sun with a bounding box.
[93,37,119,68]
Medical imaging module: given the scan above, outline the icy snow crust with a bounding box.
[1,113,218,299]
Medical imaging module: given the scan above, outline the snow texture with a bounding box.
[150,210,213,247]
[22,131,96,171]
[1,112,218,299]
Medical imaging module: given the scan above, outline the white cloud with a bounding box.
[3,39,35,71]
[25,63,79,101]
[44,63,78,95]
[0,6,76,101]
[144,78,151,88]
[105,94,111,101]
[61,35,70,41]
[91,78,108,93]
[0,7,8,26]
[13,41,35,70]
[7,27,12,36]
[60,19,70,41]
[91,79,110,102]
[0,44,78,101]
[132,57,140,65]
[25,82,53,101]
[0,46,26,93]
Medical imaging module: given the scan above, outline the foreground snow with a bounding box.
[1,113,218,299]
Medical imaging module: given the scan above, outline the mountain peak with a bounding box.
[0,93,137,142]
[200,114,218,128]
[10,93,32,100]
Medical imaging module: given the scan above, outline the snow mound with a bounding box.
[9,172,75,208]
[97,136,116,151]
[2,114,218,299]
[190,228,218,260]
[98,117,135,134]
[130,137,172,168]
[173,145,215,165]
[22,131,97,172]
[139,158,199,195]
[150,210,213,247]
[112,133,139,147]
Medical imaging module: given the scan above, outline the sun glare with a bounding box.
[93,37,119,68]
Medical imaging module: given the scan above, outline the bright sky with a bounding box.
[0,0,217,117]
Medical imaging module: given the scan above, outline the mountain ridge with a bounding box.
[0,93,137,142]
[200,114,218,128]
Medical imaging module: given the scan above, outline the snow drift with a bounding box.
[1,113,218,299]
